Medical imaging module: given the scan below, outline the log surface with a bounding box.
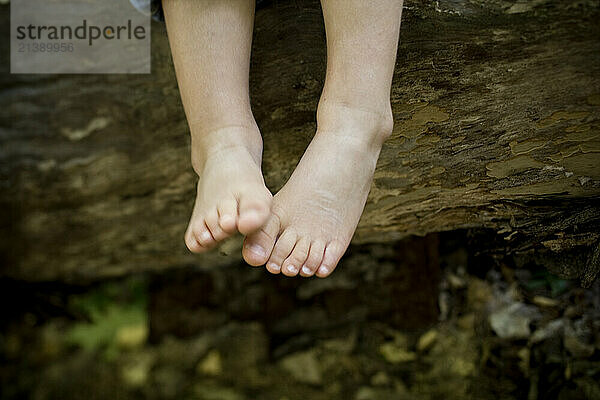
[1,0,599,283]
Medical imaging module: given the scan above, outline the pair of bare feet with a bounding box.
[184,102,392,278]
[163,0,403,277]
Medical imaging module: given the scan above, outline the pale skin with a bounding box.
[163,0,403,278]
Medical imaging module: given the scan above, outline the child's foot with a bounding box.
[242,104,392,277]
[185,126,272,253]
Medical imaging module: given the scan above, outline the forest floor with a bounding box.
[1,231,599,400]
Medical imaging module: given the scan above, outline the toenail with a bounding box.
[287,265,298,274]
[245,243,266,258]
[267,262,280,272]
[318,266,329,275]
[301,266,311,275]
[199,231,212,242]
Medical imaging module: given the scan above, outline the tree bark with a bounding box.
[1,0,599,284]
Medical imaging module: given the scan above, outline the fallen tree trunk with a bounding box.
[1,0,599,283]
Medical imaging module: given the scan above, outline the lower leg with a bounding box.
[164,0,257,136]
[317,0,402,139]
[243,0,403,277]
[164,0,272,252]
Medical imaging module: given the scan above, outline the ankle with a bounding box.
[190,124,263,172]
[316,99,393,148]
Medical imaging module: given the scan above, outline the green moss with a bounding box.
[66,279,147,359]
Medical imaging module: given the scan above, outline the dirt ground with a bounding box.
[1,231,598,400]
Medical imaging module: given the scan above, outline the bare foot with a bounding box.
[185,126,272,253]
[242,104,392,277]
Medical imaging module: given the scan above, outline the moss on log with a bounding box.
[0,0,599,283]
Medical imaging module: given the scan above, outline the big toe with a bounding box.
[242,214,280,266]
[237,189,272,235]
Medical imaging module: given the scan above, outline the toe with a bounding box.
[217,199,238,234]
[315,240,347,278]
[186,198,207,253]
[184,228,204,253]
[193,221,216,249]
[242,214,280,266]
[300,240,325,277]
[205,209,229,242]
[185,218,215,253]
[237,189,272,235]
[266,230,297,275]
[282,237,310,277]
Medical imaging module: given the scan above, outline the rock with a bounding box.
[321,332,357,355]
[120,352,154,388]
[413,329,477,398]
[532,296,560,308]
[564,305,584,319]
[530,318,566,344]
[370,371,391,386]
[564,320,595,358]
[447,272,467,289]
[379,342,417,364]
[466,278,493,312]
[451,357,476,377]
[438,291,451,321]
[417,329,438,352]
[489,303,542,339]
[279,349,323,385]
[379,332,417,364]
[517,347,530,375]
[115,323,148,350]
[196,349,223,376]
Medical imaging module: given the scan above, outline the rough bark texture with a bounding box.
[1,0,599,283]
